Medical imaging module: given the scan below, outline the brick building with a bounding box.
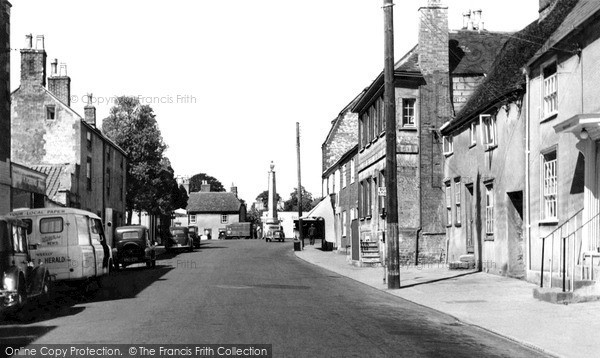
[352,0,508,266]
[321,93,361,255]
[11,34,127,228]
[0,0,10,215]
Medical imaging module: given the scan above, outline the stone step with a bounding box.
[449,261,476,270]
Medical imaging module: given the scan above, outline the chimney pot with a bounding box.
[462,10,471,30]
[50,59,58,76]
[59,63,67,77]
[84,93,96,126]
[25,34,32,49]
[35,35,44,50]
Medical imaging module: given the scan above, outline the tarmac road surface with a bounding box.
[0,240,549,357]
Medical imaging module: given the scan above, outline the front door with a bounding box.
[465,184,474,253]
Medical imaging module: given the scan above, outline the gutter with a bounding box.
[523,67,531,271]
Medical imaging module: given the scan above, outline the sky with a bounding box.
[9,0,539,205]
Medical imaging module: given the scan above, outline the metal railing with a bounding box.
[540,209,600,292]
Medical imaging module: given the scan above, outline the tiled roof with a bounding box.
[442,0,580,134]
[529,0,600,65]
[186,192,242,213]
[395,45,420,73]
[449,31,510,75]
[30,164,71,200]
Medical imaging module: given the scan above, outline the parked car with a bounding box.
[113,226,156,270]
[0,216,52,315]
[167,227,193,252]
[188,226,201,248]
[8,208,113,286]
[265,225,285,242]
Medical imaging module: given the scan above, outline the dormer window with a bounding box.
[480,114,497,150]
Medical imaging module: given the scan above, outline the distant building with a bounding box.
[0,0,11,214]
[321,93,361,257]
[11,34,127,228]
[186,181,246,239]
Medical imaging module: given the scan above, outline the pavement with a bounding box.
[295,244,600,358]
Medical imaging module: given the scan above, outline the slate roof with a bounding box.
[187,192,242,214]
[30,164,71,200]
[353,30,507,114]
[442,0,581,134]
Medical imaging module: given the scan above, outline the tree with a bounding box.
[189,173,225,192]
[255,190,280,210]
[283,186,314,212]
[102,96,167,223]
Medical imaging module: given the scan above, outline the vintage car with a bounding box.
[187,226,201,248]
[166,227,193,252]
[0,216,52,315]
[265,225,285,242]
[113,226,156,270]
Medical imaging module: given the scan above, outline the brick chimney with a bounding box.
[48,59,71,106]
[230,183,238,197]
[418,0,449,75]
[84,93,96,126]
[20,34,46,87]
[200,180,211,192]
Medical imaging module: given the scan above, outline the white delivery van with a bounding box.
[8,208,112,283]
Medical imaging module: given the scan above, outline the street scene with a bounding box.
[1,0,600,357]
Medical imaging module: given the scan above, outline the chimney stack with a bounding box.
[20,34,46,87]
[231,183,238,197]
[472,9,482,30]
[418,0,449,75]
[47,60,71,106]
[84,93,96,126]
[200,180,211,192]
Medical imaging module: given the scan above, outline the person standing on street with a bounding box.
[308,224,316,245]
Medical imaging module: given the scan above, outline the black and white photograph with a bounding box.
[0,0,598,357]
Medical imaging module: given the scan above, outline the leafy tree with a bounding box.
[283,186,314,212]
[189,173,225,192]
[176,184,189,209]
[102,96,167,223]
[255,190,280,209]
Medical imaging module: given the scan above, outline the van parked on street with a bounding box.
[0,216,52,315]
[8,208,113,284]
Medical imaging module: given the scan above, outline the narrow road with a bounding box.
[1,240,548,357]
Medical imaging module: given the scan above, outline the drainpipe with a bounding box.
[418,85,423,266]
[523,67,531,274]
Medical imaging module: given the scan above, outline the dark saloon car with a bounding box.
[188,226,201,248]
[113,226,156,270]
[167,226,194,252]
[0,216,51,315]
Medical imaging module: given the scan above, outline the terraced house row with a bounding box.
[321,0,600,292]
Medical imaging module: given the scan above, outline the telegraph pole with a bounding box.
[383,0,400,289]
[296,122,304,247]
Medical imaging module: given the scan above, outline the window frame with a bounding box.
[454,179,461,226]
[350,158,356,183]
[401,98,416,128]
[485,183,494,238]
[190,215,197,224]
[541,149,558,222]
[445,181,452,227]
[480,114,497,150]
[220,214,228,224]
[86,130,92,150]
[86,157,92,191]
[542,60,558,119]
[46,105,56,121]
[469,121,477,147]
[341,164,347,189]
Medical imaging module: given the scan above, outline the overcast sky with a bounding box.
[9,0,539,205]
